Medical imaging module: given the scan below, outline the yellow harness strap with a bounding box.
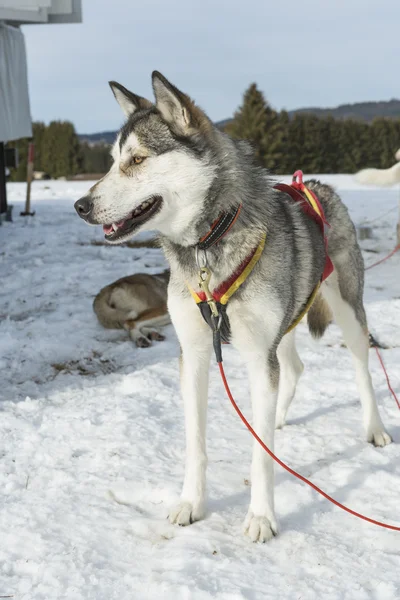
[188,285,203,304]
[286,282,320,334]
[284,185,323,331]
[219,233,266,305]
[302,186,322,217]
[188,233,266,305]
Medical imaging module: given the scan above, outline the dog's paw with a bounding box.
[146,330,165,342]
[275,414,286,429]
[244,511,278,543]
[135,335,152,348]
[367,429,392,447]
[168,501,204,526]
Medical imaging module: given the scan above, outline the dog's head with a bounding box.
[74,71,217,245]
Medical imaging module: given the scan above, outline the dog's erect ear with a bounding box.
[151,71,210,134]
[109,81,152,118]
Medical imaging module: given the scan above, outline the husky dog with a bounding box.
[93,270,170,346]
[75,72,391,542]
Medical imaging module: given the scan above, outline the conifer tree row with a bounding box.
[7,121,111,181]
[7,89,400,181]
[225,83,400,174]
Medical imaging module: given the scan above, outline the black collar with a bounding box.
[197,204,242,250]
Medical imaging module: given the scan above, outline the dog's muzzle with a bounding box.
[74,195,93,221]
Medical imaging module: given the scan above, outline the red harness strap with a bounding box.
[274,171,334,282]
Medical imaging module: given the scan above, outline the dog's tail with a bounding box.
[307,291,332,339]
[93,291,125,329]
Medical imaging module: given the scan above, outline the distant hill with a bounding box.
[79,98,400,144]
[79,131,117,145]
[289,98,400,121]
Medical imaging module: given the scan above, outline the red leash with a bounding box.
[374,347,400,410]
[218,360,400,531]
[365,242,400,410]
[365,243,400,271]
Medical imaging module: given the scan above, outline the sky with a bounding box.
[22,0,400,134]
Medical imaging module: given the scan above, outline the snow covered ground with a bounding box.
[1,176,399,600]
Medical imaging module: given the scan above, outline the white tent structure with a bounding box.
[0,0,82,218]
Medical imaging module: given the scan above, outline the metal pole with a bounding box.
[21,142,35,217]
[397,185,400,245]
[0,142,7,218]
[395,149,400,245]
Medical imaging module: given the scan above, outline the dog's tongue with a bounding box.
[103,218,129,235]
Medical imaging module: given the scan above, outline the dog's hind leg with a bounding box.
[124,306,170,347]
[167,294,212,526]
[275,330,304,429]
[321,272,391,447]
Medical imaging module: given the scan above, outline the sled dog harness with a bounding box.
[274,170,334,283]
[188,170,334,347]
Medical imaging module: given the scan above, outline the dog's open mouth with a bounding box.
[102,196,163,241]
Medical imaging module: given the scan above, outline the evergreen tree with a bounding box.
[273,110,290,173]
[7,120,84,181]
[336,120,366,172]
[263,106,287,172]
[370,118,400,168]
[33,121,46,172]
[8,137,28,181]
[286,114,307,173]
[301,114,324,172]
[40,121,83,178]
[81,142,112,173]
[225,83,272,165]
[313,116,339,173]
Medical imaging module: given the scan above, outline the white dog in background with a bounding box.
[355,148,400,186]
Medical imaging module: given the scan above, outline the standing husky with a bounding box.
[93,270,170,346]
[75,72,391,542]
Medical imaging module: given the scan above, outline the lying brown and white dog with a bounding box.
[93,269,170,346]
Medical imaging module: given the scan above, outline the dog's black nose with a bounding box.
[74,195,93,220]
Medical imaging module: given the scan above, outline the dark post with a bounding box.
[21,142,35,217]
[0,142,7,217]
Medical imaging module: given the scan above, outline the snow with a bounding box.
[1,176,400,599]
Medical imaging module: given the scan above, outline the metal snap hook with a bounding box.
[195,246,208,269]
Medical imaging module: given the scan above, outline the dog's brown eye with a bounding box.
[133,156,145,165]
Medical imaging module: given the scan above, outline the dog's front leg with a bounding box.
[244,352,279,542]
[231,307,280,542]
[168,294,212,526]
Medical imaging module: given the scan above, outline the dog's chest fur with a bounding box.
[162,183,326,334]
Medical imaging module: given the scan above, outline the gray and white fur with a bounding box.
[75,71,391,542]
